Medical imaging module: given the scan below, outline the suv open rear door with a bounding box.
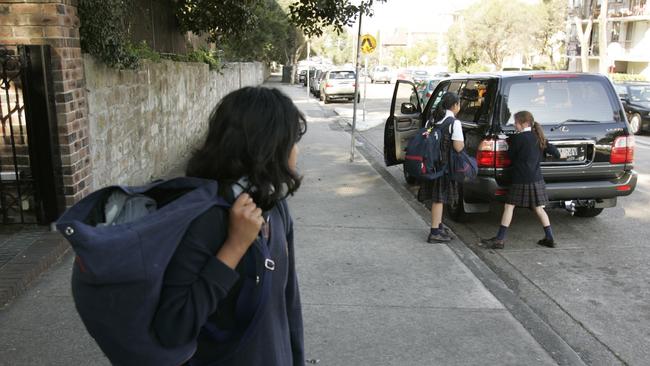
[384,80,422,166]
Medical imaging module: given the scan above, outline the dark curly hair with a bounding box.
[186,87,307,210]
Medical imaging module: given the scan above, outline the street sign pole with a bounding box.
[363,56,367,122]
[306,40,310,97]
[350,8,363,163]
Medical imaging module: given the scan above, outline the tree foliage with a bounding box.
[288,0,386,37]
[448,0,564,70]
[174,0,259,42]
[219,0,294,63]
[536,0,568,67]
[78,0,139,68]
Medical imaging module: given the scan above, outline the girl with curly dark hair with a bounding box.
[153,86,307,366]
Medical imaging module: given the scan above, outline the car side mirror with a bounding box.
[401,102,417,114]
[620,96,630,104]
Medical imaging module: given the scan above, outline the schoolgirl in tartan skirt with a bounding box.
[418,92,465,243]
[480,111,560,249]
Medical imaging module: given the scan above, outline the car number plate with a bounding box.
[558,147,579,159]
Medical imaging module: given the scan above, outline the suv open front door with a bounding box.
[384,80,422,166]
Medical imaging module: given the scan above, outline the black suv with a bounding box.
[384,72,637,219]
[613,81,650,135]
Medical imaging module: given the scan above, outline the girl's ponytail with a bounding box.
[532,121,547,151]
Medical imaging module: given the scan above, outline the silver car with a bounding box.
[319,70,360,104]
[370,66,392,84]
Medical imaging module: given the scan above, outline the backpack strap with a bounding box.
[193,199,290,366]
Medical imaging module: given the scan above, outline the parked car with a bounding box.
[310,69,328,97]
[412,69,430,84]
[392,69,414,83]
[319,69,360,104]
[298,69,307,85]
[614,81,650,134]
[384,72,637,219]
[416,78,443,105]
[370,66,392,84]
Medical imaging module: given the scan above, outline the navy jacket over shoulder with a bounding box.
[507,131,560,184]
[153,197,304,366]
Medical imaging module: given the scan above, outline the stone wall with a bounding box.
[84,57,267,190]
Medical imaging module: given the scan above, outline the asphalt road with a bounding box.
[307,80,650,366]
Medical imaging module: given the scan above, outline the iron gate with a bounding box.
[0,45,60,224]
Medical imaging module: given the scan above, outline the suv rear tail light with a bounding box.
[610,135,635,164]
[477,138,511,168]
[325,83,333,88]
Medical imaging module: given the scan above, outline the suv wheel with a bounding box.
[447,185,467,222]
[574,207,604,218]
[403,163,417,185]
[629,113,642,135]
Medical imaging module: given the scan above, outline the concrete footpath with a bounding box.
[0,79,561,365]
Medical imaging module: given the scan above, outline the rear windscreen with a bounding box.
[628,85,650,102]
[330,71,355,79]
[501,79,618,125]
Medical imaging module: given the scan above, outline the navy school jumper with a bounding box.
[507,131,560,184]
[152,194,304,366]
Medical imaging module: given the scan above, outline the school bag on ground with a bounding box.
[404,116,455,181]
[56,177,279,366]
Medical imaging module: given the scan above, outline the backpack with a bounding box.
[56,177,283,366]
[404,116,455,181]
[449,149,478,183]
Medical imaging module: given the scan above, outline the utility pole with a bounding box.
[306,40,311,97]
[350,6,363,162]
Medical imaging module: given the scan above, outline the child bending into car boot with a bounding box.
[480,111,560,249]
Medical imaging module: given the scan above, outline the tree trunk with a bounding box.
[598,0,609,74]
[575,16,593,72]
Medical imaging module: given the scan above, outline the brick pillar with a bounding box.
[0,0,92,210]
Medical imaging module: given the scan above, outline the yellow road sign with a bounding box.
[360,34,377,54]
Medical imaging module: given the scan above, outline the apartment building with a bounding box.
[568,0,650,76]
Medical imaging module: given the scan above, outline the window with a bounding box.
[426,82,450,121]
[628,85,650,102]
[500,79,618,125]
[329,71,355,79]
[457,80,491,123]
[393,82,420,116]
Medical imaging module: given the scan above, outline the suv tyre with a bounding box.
[402,163,417,185]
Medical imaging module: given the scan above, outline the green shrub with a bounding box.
[186,48,222,71]
[127,41,161,63]
[609,73,647,82]
[78,0,139,69]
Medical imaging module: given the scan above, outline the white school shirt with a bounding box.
[435,110,464,142]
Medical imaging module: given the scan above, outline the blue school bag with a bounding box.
[449,149,478,183]
[56,177,273,366]
[404,116,454,181]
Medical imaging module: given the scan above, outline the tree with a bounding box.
[573,0,598,72]
[310,27,354,65]
[174,0,259,42]
[447,21,480,73]
[535,0,569,68]
[219,0,293,63]
[288,0,387,37]
[452,0,539,70]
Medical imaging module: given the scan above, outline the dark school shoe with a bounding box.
[440,225,454,239]
[537,237,556,248]
[427,232,452,243]
[479,237,505,249]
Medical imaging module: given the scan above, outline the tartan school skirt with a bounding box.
[417,175,459,205]
[506,180,549,208]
